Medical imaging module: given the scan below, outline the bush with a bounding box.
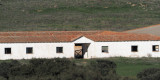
[90,60,117,75]
[120,77,136,80]
[9,64,35,77]
[58,59,118,80]
[0,76,7,80]
[59,66,102,80]
[29,58,74,76]
[137,68,160,80]
[0,60,20,80]
[0,58,119,80]
[90,59,118,80]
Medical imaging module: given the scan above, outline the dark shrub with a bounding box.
[29,58,74,76]
[0,60,20,80]
[0,59,119,80]
[121,77,136,80]
[29,59,46,67]
[9,58,74,80]
[0,76,6,80]
[90,59,117,75]
[90,59,118,80]
[59,66,102,80]
[137,68,160,80]
[97,60,117,75]
[9,64,35,77]
[0,62,11,79]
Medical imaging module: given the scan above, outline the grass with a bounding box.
[72,57,160,79]
[109,57,160,78]
[0,0,160,31]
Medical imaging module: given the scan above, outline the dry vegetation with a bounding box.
[0,0,160,31]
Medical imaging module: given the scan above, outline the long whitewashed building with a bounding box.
[0,31,160,60]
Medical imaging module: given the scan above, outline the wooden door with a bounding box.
[74,44,83,58]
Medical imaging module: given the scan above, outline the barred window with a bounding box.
[5,48,11,54]
[56,47,63,53]
[26,47,33,54]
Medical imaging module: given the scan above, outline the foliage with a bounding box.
[90,59,118,80]
[59,66,102,80]
[137,68,160,80]
[0,58,118,80]
[0,60,20,80]
[1,57,160,80]
[29,58,74,76]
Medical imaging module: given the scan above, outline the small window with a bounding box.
[102,46,108,53]
[153,45,159,52]
[56,47,63,53]
[5,48,11,54]
[131,46,138,52]
[26,47,33,54]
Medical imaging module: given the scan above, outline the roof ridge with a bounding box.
[70,35,83,41]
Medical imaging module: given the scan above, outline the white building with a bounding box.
[0,31,160,60]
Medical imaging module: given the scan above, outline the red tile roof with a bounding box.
[0,31,159,43]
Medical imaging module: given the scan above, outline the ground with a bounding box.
[110,57,160,79]
[0,0,160,31]
[73,57,160,79]
[124,24,160,36]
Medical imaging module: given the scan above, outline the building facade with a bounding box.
[0,31,160,60]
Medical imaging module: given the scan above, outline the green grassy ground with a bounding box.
[109,57,160,79]
[0,0,160,31]
[73,57,160,79]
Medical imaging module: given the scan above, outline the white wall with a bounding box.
[88,41,160,58]
[0,43,74,60]
[0,37,160,60]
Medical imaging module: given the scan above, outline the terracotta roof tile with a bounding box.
[0,31,159,43]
